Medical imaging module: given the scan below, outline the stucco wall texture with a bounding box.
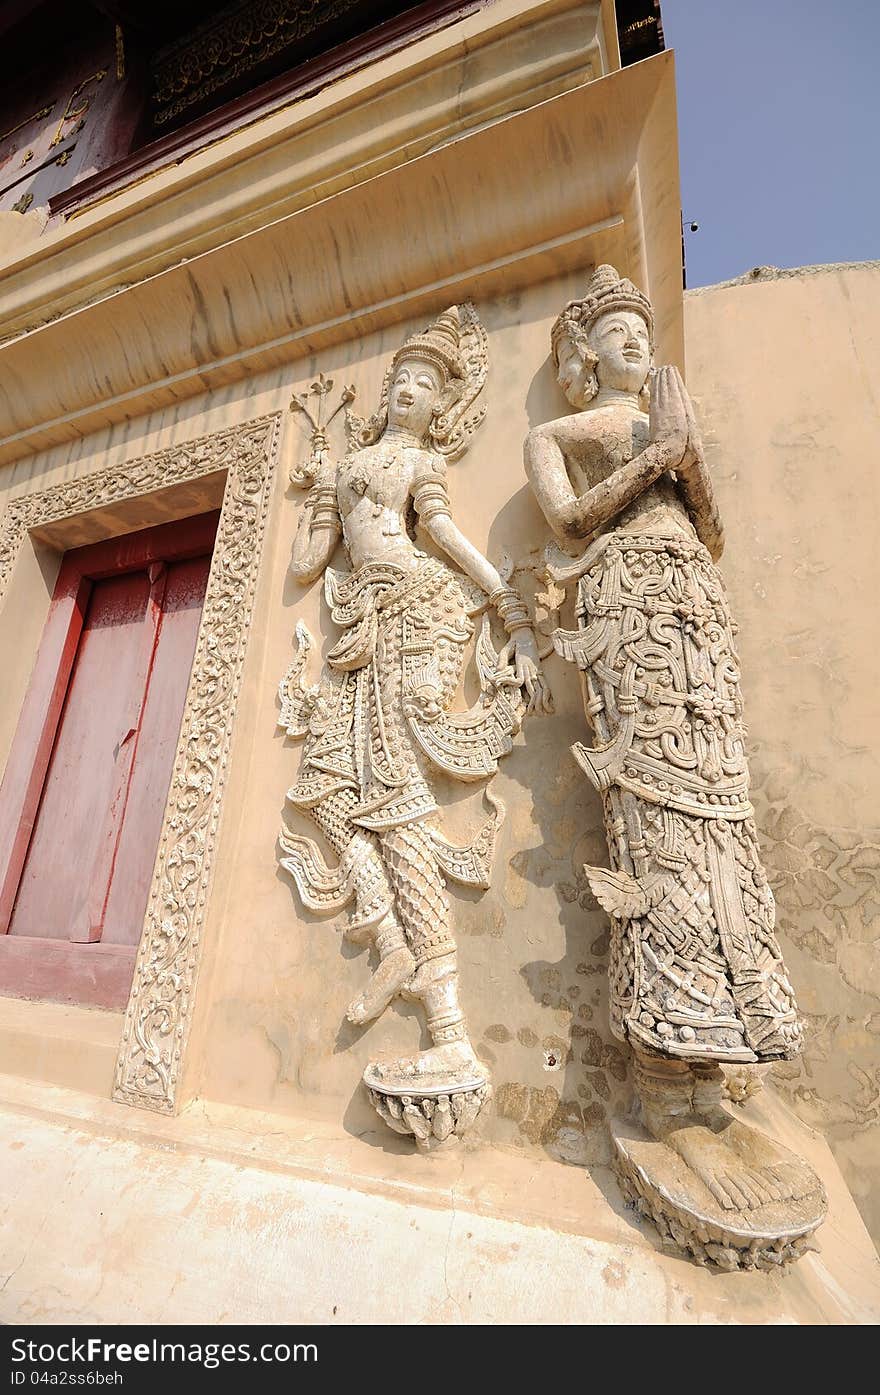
[189,262,880,1247]
[179,272,640,1165]
[685,262,880,1244]
[1,261,876,1252]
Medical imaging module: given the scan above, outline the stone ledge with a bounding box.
[685,259,880,295]
[1,1073,877,1323]
[0,0,608,336]
[0,998,120,1098]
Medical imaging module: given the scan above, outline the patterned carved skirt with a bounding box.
[287,556,474,831]
[281,556,521,940]
[553,528,803,1065]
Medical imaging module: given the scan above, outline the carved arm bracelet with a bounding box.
[307,482,342,532]
[490,584,532,635]
[412,475,452,525]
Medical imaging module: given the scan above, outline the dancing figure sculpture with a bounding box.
[279,305,550,1148]
[524,266,826,1266]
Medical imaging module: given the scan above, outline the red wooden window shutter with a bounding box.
[0,512,219,1009]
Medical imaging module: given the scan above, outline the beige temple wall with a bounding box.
[0,0,876,1304]
[684,261,880,1245]
[0,270,666,1159]
[0,16,686,1160]
[6,261,877,1256]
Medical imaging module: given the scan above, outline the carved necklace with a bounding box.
[368,429,425,536]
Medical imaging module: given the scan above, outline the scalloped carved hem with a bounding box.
[365,1074,492,1152]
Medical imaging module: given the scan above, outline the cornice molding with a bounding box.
[0,51,682,469]
[0,0,604,337]
[49,0,490,219]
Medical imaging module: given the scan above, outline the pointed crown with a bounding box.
[551,264,654,362]
[392,307,464,383]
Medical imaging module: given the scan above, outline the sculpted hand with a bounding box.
[500,629,554,715]
[680,377,706,472]
[649,364,689,464]
[677,374,724,557]
[650,365,723,558]
[314,446,338,491]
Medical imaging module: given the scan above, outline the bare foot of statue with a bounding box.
[368,1037,484,1086]
[346,945,416,1025]
[616,1052,827,1266]
[649,1119,796,1213]
[691,1072,816,1206]
[640,1068,814,1214]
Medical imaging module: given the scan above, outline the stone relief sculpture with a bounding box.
[279,305,551,1149]
[524,265,827,1267]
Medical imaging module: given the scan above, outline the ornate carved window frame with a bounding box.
[0,413,281,1115]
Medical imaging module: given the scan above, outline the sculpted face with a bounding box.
[556,337,592,409]
[388,356,445,440]
[588,308,651,397]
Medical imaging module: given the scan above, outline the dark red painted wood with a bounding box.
[0,16,141,216]
[0,935,136,1011]
[0,567,91,934]
[51,510,219,581]
[9,568,153,940]
[0,511,218,1008]
[0,511,219,943]
[102,553,210,945]
[74,561,168,944]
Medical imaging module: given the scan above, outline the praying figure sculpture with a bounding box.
[279,304,551,1149]
[524,265,826,1267]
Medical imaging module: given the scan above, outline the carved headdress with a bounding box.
[551,264,654,366]
[348,302,489,461]
[391,306,464,382]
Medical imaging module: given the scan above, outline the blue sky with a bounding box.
[661,0,880,287]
